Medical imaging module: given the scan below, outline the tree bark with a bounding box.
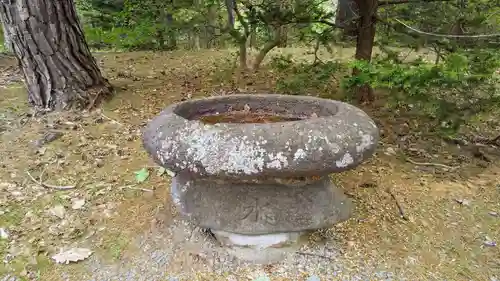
[352,0,377,104]
[336,0,359,38]
[251,28,282,70]
[206,4,218,48]
[0,0,112,111]
[226,0,250,70]
[248,23,257,49]
[277,25,288,47]
[0,13,12,52]
[238,40,248,70]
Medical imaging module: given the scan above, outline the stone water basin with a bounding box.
[142,94,379,263]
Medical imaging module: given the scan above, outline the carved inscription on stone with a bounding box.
[239,196,277,225]
[174,175,352,234]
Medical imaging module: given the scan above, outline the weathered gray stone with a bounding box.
[171,175,352,235]
[213,230,306,248]
[143,94,379,180]
[212,230,307,263]
[142,94,379,263]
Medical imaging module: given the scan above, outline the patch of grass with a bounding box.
[1,203,25,226]
[107,236,130,260]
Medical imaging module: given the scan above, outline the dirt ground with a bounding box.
[0,48,499,281]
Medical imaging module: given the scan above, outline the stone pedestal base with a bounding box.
[212,230,308,264]
[170,175,352,262]
[171,176,352,235]
[171,175,352,231]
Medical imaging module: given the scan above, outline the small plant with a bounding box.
[342,49,500,134]
[270,54,346,95]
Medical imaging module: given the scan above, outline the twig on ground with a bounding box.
[39,163,49,183]
[296,251,335,260]
[101,112,123,126]
[405,158,457,170]
[26,170,76,190]
[119,184,154,192]
[386,187,409,221]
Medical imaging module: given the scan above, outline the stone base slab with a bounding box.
[171,176,352,235]
[212,230,308,264]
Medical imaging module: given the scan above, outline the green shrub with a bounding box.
[342,49,500,133]
[270,54,346,95]
[84,24,165,51]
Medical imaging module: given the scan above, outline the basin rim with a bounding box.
[142,94,379,178]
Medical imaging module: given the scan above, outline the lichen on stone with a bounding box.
[335,153,354,168]
[266,152,289,169]
[356,134,374,153]
[170,121,269,175]
[293,149,306,161]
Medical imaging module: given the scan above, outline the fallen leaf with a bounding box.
[49,205,66,219]
[484,236,496,247]
[252,277,270,281]
[165,168,176,177]
[306,275,321,281]
[51,248,92,264]
[384,147,397,156]
[134,168,150,183]
[0,228,9,239]
[71,198,86,210]
[454,198,471,206]
[157,167,166,176]
[484,240,497,247]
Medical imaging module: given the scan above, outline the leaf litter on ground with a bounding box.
[51,248,93,264]
[1,50,500,280]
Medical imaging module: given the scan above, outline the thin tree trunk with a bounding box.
[0,13,12,52]
[239,41,248,70]
[0,0,112,111]
[193,32,201,50]
[156,28,165,50]
[252,28,282,70]
[277,0,289,48]
[165,13,177,50]
[206,4,218,48]
[249,24,257,48]
[277,26,288,48]
[352,0,377,104]
[226,0,249,70]
[336,0,359,38]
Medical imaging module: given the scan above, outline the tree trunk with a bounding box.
[352,0,377,104]
[249,25,257,48]
[156,28,165,50]
[0,13,12,53]
[165,13,177,50]
[0,0,112,111]
[206,4,218,48]
[252,28,282,70]
[277,26,288,48]
[239,40,248,70]
[336,0,359,38]
[193,33,201,50]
